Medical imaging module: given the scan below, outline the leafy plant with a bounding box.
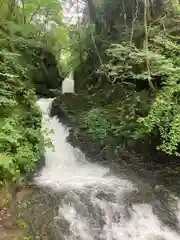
[81,108,111,140]
[0,1,59,183]
[99,42,175,85]
[137,69,180,155]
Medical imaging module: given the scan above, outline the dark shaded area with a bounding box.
[32,48,63,97]
[26,155,46,183]
[50,93,78,127]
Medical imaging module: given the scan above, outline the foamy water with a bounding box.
[35,98,180,240]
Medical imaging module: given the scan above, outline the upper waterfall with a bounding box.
[62,71,75,94]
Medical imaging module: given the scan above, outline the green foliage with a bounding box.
[132,24,180,155]
[137,70,180,156]
[79,90,153,146]
[81,108,111,140]
[0,112,42,182]
[94,12,180,155]
[59,24,94,75]
[99,42,175,84]
[0,0,67,184]
[0,49,43,183]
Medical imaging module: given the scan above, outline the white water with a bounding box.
[35,98,180,240]
[62,72,75,94]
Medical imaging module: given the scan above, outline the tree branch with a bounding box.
[144,0,155,91]
[130,0,139,44]
[21,0,26,24]
[29,5,41,23]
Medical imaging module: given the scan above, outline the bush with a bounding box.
[0,36,43,184]
[98,29,180,156]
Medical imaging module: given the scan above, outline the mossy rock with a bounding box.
[50,92,92,122]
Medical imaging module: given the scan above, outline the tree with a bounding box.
[68,0,180,156]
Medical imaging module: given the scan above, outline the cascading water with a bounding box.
[62,72,75,94]
[35,98,180,240]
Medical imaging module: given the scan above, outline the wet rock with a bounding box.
[147,234,165,240]
[152,199,180,232]
[26,155,45,182]
[50,94,87,127]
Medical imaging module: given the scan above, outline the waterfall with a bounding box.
[62,71,75,94]
[35,98,180,240]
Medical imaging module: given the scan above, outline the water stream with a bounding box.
[34,98,180,240]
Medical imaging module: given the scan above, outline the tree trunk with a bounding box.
[8,0,16,19]
[21,0,26,24]
[144,0,155,91]
[9,182,22,226]
[87,0,101,33]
